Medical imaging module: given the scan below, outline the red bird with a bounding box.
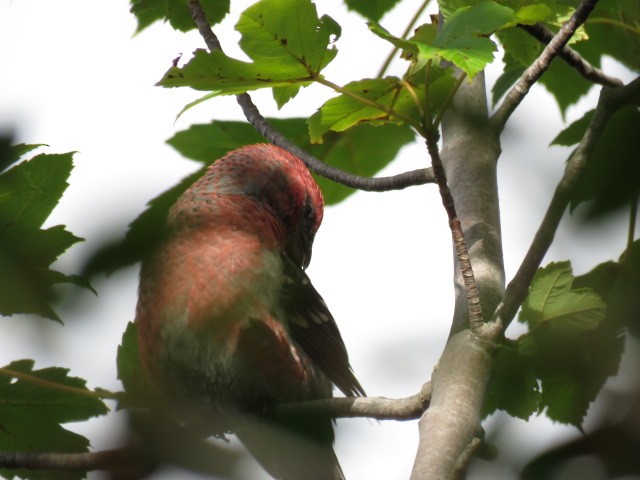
[135,144,364,479]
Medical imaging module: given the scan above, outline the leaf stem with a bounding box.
[376,0,432,78]
[315,75,426,134]
[587,17,640,35]
[0,367,122,401]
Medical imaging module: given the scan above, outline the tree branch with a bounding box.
[0,447,150,473]
[518,23,623,88]
[186,0,435,192]
[426,131,483,332]
[492,76,640,330]
[491,0,600,133]
[275,382,432,421]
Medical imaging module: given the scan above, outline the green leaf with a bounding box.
[520,261,573,327]
[157,49,313,94]
[575,0,640,72]
[272,85,303,109]
[550,109,594,146]
[530,320,624,426]
[130,0,230,33]
[1,143,47,173]
[308,78,408,143]
[344,0,401,21]
[371,2,518,78]
[497,27,542,66]
[569,106,640,217]
[238,0,341,73]
[0,152,73,229]
[574,241,640,338]
[520,261,606,332]
[158,0,340,101]
[0,150,90,320]
[483,342,540,420]
[117,322,154,409]
[515,4,553,24]
[516,260,624,427]
[312,123,415,204]
[539,56,592,118]
[0,360,108,480]
[491,64,525,105]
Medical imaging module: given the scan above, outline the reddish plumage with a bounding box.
[135,144,363,479]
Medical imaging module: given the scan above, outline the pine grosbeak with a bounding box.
[135,144,364,479]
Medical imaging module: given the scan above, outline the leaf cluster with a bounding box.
[485,248,640,426]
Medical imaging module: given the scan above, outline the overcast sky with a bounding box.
[0,1,638,479]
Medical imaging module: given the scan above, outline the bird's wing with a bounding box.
[281,256,365,397]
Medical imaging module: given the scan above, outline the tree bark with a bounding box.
[411,72,504,479]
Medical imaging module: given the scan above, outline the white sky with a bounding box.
[0,1,638,479]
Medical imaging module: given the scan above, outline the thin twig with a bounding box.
[0,447,146,472]
[425,131,484,331]
[491,0,600,133]
[187,0,436,191]
[275,382,432,420]
[315,75,425,133]
[491,76,640,330]
[519,23,623,88]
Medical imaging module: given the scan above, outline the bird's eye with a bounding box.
[304,200,315,223]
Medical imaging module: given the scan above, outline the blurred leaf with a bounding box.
[483,342,540,419]
[1,143,46,173]
[130,0,230,33]
[0,150,90,320]
[117,322,154,409]
[575,0,640,72]
[575,240,640,338]
[539,57,593,118]
[84,169,204,276]
[491,64,525,105]
[0,360,108,480]
[568,106,640,217]
[550,109,593,146]
[0,153,73,229]
[516,261,622,426]
[344,0,401,21]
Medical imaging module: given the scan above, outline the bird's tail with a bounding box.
[236,418,345,480]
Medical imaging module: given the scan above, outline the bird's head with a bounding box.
[192,144,324,269]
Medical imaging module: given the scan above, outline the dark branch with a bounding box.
[275,383,432,421]
[0,447,150,473]
[519,23,623,88]
[186,0,435,192]
[491,76,640,330]
[491,0,600,133]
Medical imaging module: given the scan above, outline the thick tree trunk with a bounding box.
[411,73,504,479]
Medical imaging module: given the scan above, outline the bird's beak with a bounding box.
[286,228,313,270]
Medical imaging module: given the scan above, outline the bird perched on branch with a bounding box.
[135,144,364,479]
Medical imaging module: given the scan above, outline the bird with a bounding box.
[135,144,365,479]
